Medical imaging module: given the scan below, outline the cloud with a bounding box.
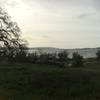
[0,0,18,7]
[6,1,19,7]
[93,0,100,10]
[42,35,50,39]
[77,12,96,19]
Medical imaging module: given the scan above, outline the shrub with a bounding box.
[96,50,100,60]
[58,51,68,67]
[72,52,84,67]
[27,52,38,63]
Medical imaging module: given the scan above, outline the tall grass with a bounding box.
[0,63,100,100]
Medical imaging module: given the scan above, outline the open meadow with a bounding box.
[0,62,100,100]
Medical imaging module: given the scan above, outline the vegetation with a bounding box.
[72,52,84,67]
[58,50,68,67]
[0,7,27,62]
[0,62,99,100]
[96,50,100,60]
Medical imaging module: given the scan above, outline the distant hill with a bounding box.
[28,47,100,58]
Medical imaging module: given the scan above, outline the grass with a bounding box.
[0,62,100,100]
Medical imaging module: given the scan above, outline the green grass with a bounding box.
[0,62,100,100]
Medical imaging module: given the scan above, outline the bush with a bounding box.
[0,48,7,62]
[58,51,68,67]
[27,52,38,63]
[72,52,84,67]
[96,50,100,60]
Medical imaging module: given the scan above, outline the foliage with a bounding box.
[0,8,21,48]
[72,52,84,67]
[0,7,27,62]
[27,52,38,63]
[96,50,100,60]
[8,50,68,67]
[58,51,68,67]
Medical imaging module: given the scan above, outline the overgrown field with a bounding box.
[0,62,100,100]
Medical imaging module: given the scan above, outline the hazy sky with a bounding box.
[0,0,100,49]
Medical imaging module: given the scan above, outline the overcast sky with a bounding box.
[0,0,100,49]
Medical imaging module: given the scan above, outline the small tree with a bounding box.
[0,46,6,61]
[14,42,28,62]
[72,52,84,67]
[27,52,38,63]
[48,53,57,65]
[58,51,68,67]
[96,50,100,60]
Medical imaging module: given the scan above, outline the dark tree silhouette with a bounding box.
[0,7,27,61]
[0,8,21,48]
[72,52,84,67]
[58,51,68,67]
[96,50,100,60]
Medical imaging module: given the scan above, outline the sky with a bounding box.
[0,0,100,49]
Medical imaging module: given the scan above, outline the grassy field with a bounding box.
[0,62,100,100]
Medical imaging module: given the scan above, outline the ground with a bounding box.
[0,62,100,100]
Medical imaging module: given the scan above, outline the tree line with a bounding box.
[0,46,85,67]
[0,46,100,67]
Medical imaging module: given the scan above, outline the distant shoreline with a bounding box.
[28,47,100,58]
